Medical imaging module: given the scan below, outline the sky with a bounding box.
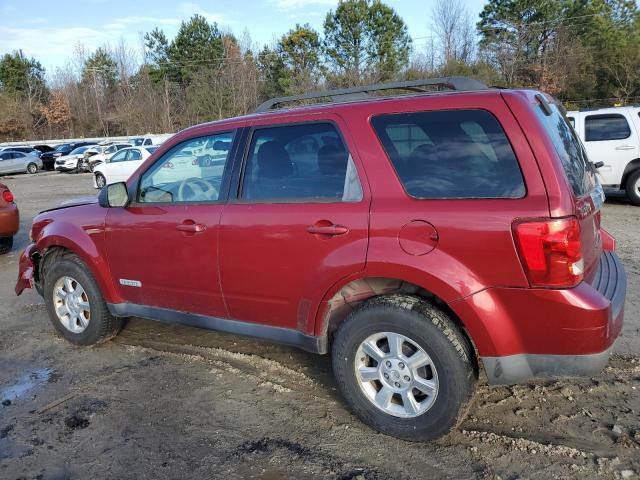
[0,0,487,75]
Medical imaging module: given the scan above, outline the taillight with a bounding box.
[2,189,14,203]
[513,217,583,288]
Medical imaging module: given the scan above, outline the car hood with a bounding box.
[57,154,79,162]
[40,196,98,213]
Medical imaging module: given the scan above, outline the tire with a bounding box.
[332,294,476,442]
[43,252,122,345]
[625,170,640,206]
[0,237,13,254]
[95,173,106,189]
[27,163,38,174]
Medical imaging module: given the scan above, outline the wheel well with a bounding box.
[621,159,640,188]
[36,246,72,285]
[321,277,479,368]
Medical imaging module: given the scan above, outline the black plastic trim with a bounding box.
[591,250,627,321]
[107,302,329,354]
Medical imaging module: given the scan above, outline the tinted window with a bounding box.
[371,110,525,199]
[585,114,631,141]
[241,123,363,203]
[567,117,575,128]
[139,132,234,203]
[534,103,595,197]
[127,149,142,161]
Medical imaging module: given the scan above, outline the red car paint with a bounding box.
[15,88,625,382]
[0,183,19,239]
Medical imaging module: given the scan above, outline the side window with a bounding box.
[105,145,116,154]
[127,149,142,161]
[144,139,152,145]
[371,109,525,199]
[241,122,363,203]
[110,151,127,163]
[585,114,631,141]
[567,116,575,128]
[138,132,234,204]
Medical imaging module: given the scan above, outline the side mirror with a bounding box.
[98,182,130,208]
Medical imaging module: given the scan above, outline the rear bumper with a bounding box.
[0,204,19,237]
[454,251,626,385]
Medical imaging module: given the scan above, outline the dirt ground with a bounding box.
[0,171,638,480]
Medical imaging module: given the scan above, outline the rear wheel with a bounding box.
[43,252,122,345]
[95,173,106,189]
[332,295,476,441]
[0,237,13,254]
[27,163,38,174]
[625,170,640,206]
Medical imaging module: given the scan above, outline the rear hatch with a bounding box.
[534,98,604,283]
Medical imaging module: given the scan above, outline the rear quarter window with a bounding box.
[371,109,525,199]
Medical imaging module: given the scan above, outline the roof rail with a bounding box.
[254,77,488,113]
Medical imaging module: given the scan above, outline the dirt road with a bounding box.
[0,172,638,479]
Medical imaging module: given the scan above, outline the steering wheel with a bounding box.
[177,177,218,202]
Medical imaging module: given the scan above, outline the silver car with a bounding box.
[0,150,43,175]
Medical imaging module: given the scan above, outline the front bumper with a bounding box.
[15,243,37,295]
[455,251,626,385]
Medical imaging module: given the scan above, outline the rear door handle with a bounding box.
[307,224,349,236]
[176,222,206,233]
[615,145,636,150]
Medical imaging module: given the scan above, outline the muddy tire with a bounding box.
[625,170,640,206]
[0,237,13,254]
[331,294,476,441]
[43,252,122,345]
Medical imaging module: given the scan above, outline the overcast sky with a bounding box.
[0,0,488,74]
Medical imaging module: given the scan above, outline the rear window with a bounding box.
[585,114,631,141]
[534,103,595,197]
[371,109,525,199]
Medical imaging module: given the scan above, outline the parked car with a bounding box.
[566,106,640,205]
[33,144,55,155]
[16,78,626,442]
[129,137,154,146]
[55,145,98,173]
[0,183,18,254]
[41,142,95,170]
[81,143,133,172]
[0,150,42,175]
[93,146,158,188]
[0,146,41,156]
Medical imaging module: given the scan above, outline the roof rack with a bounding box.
[254,77,489,113]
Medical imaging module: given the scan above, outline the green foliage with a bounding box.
[82,47,118,91]
[0,50,46,100]
[323,0,411,84]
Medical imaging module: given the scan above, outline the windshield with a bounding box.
[55,144,71,151]
[70,146,92,155]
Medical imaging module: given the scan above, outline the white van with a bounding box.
[567,106,640,205]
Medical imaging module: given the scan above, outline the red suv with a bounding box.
[15,78,626,441]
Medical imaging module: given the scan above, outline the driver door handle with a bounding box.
[176,221,206,233]
[307,224,349,236]
[615,145,636,150]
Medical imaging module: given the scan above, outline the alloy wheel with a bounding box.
[52,276,91,333]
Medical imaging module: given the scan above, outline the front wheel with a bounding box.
[27,163,38,174]
[626,170,640,206]
[0,237,13,254]
[43,252,122,345]
[95,173,106,189]
[332,295,476,441]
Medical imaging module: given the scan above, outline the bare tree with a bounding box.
[430,0,475,66]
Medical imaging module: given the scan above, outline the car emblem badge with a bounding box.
[119,279,142,287]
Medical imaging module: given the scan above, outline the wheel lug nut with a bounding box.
[385,361,392,368]
[394,382,401,388]
[398,362,405,369]
[383,373,389,379]
[404,375,410,381]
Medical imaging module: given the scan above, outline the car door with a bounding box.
[219,116,370,333]
[0,153,13,173]
[103,150,127,183]
[7,153,24,173]
[103,130,238,317]
[111,149,143,183]
[582,112,639,186]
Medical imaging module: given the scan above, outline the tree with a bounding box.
[0,50,46,100]
[278,24,323,92]
[431,0,475,65]
[323,0,411,84]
